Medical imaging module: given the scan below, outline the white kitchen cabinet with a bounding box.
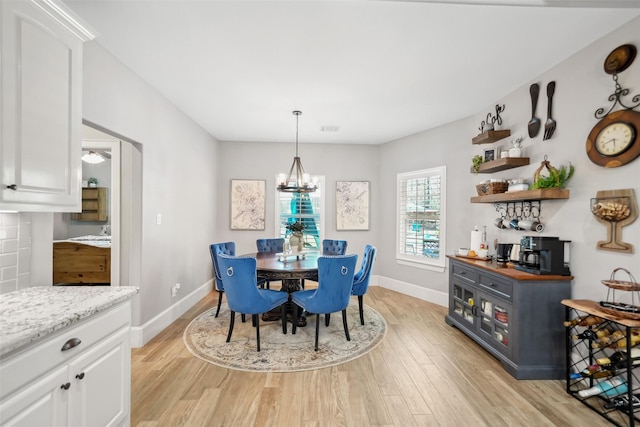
[0,301,132,427]
[0,0,95,212]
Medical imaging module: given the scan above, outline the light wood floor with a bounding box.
[131,286,613,427]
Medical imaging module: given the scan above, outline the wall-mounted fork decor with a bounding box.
[543,81,557,140]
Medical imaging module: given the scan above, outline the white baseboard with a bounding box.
[374,275,448,307]
[129,279,213,347]
[130,275,447,348]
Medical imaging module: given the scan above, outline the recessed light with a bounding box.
[320,126,339,132]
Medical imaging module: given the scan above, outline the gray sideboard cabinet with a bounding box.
[445,256,573,379]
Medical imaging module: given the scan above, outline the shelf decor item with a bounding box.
[591,188,637,253]
[531,156,574,190]
[476,181,508,196]
[471,155,484,173]
[509,136,524,157]
[599,268,640,320]
[88,177,98,187]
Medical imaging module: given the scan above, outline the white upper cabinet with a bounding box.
[0,0,96,212]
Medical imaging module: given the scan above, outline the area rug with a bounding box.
[183,303,387,372]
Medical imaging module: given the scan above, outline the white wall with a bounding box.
[216,141,380,260]
[80,42,220,327]
[379,16,640,303]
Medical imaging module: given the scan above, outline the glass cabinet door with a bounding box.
[478,293,511,356]
[452,282,476,325]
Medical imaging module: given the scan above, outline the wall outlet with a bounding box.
[171,284,178,298]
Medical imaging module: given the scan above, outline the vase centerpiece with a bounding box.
[286,220,305,252]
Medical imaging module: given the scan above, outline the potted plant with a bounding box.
[509,136,525,157]
[88,177,98,188]
[286,221,305,251]
[531,161,575,189]
[472,155,484,173]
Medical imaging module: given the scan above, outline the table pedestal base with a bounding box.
[262,278,307,326]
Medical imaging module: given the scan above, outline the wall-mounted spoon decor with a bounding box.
[528,83,540,138]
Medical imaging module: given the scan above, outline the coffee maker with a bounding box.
[516,236,571,276]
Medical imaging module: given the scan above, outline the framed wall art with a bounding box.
[336,181,370,230]
[483,147,500,162]
[230,179,266,230]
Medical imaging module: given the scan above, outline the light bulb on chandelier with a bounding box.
[277,110,317,193]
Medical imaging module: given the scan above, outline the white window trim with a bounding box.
[396,166,446,273]
[274,175,326,244]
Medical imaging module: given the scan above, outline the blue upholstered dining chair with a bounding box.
[291,254,358,351]
[256,238,285,253]
[351,245,377,325]
[209,241,236,318]
[256,238,285,289]
[302,239,348,289]
[322,239,348,255]
[210,242,265,318]
[217,254,289,351]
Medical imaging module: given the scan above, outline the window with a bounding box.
[397,167,446,271]
[275,176,325,250]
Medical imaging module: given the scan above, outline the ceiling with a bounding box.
[65,0,640,144]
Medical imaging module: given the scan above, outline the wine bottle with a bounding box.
[569,364,615,380]
[592,330,626,348]
[593,330,640,349]
[564,315,604,327]
[604,393,640,410]
[577,377,628,398]
[572,328,611,341]
[615,330,640,348]
[596,350,640,369]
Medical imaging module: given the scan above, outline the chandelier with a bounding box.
[277,110,317,193]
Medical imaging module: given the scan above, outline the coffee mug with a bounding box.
[494,217,507,229]
[518,219,545,232]
[509,219,520,230]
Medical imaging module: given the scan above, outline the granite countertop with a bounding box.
[0,286,139,358]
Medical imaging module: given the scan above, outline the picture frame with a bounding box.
[336,181,370,230]
[230,179,266,230]
[483,147,500,162]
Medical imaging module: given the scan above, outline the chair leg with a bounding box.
[226,310,236,342]
[292,304,298,335]
[241,314,246,323]
[252,314,257,327]
[281,304,287,334]
[325,313,331,327]
[215,290,223,318]
[314,314,320,351]
[342,309,351,341]
[358,295,365,325]
[254,314,261,352]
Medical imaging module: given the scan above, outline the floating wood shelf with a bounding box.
[472,129,511,145]
[471,157,530,174]
[470,188,570,203]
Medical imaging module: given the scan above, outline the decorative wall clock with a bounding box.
[586,44,640,168]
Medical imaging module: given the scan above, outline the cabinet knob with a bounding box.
[6,184,17,190]
[61,337,82,351]
[61,382,71,390]
[76,372,85,380]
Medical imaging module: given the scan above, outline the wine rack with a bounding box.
[563,299,640,426]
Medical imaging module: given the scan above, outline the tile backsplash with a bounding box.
[0,213,31,294]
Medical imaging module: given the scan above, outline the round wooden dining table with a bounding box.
[251,251,320,326]
[254,251,319,293]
